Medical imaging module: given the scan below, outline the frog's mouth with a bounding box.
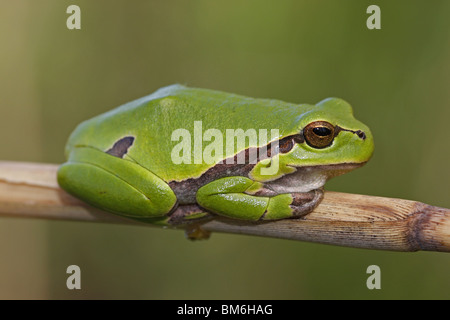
[265,162,366,194]
[295,162,367,178]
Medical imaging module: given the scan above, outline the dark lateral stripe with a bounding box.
[230,133,304,163]
[335,126,366,140]
[106,136,135,158]
[168,133,304,192]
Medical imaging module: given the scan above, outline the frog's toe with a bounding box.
[289,188,324,217]
[184,224,212,240]
[261,188,323,220]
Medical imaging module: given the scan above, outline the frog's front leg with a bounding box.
[252,187,323,220]
[196,177,323,221]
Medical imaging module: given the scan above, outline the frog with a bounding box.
[57,84,374,227]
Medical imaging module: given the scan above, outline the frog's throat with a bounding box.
[264,162,366,194]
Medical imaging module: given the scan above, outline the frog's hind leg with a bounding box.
[167,204,213,225]
[162,204,213,240]
[58,146,177,219]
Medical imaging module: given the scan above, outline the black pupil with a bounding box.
[313,126,331,136]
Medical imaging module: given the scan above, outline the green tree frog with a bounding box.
[58,85,374,226]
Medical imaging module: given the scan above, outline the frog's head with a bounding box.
[251,98,374,192]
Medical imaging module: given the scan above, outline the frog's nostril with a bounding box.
[356,130,366,140]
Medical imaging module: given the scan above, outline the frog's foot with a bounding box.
[288,188,324,217]
[184,224,212,240]
[167,204,213,225]
[260,188,323,220]
[166,204,213,240]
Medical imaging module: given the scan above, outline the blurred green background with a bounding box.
[0,0,449,299]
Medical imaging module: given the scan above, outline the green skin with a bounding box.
[57,85,374,225]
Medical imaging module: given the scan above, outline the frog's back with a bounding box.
[67,85,312,182]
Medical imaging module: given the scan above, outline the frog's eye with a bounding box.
[303,121,335,149]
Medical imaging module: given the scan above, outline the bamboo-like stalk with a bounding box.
[0,161,448,252]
